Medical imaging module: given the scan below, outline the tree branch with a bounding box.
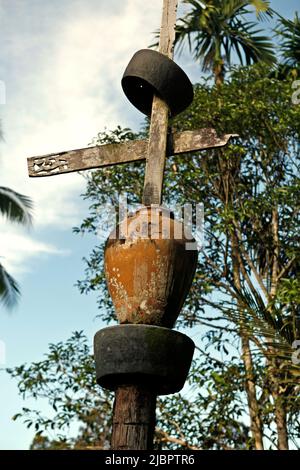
[155,428,201,450]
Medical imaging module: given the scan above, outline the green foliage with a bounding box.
[76,64,300,343]
[0,186,33,226]
[275,13,300,76]
[8,64,300,450]
[8,331,256,450]
[8,331,113,449]
[0,185,33,309]
[156,351,254,450]
[6,1,300,450]
[71,64,300,448]
[175,1,276,83]
[0,265,20,310]
[0,123,33,309]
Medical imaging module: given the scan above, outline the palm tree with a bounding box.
[0,187,33,308]
[0,123,33,308]
[175,0,276,85]
[275,13,300,78]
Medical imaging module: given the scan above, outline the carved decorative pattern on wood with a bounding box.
[27,129,237,177]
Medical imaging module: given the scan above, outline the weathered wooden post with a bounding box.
[97,0,197,450]
[96,0,196,450]
[26,0,237,451]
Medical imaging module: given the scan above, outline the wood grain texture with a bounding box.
[159,0,178,58]
[172,129,238,154]
[142,0,178,206]
[142,96,169,206]
[27,140,147,177]
[111,385,156,450]
[27,129,237,177]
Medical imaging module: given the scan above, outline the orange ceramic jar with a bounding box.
[104,206,198,328]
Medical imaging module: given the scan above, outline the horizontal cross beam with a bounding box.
[27,129,237,177]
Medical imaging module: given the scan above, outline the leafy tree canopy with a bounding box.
[8,63,300,449]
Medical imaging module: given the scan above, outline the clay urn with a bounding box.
[104,206,198,328]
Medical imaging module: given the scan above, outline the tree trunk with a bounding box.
[269,207,289,449]
[231,232,264,450]
[241,335,264,450]
[111,385,157,450]
[274,395,289,450]
[213,59,225,86]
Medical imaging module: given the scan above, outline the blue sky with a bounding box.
[0,0,299,450]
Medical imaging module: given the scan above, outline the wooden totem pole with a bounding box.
[27,0,236,451]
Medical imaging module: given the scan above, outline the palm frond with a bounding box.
[0,186,33,226]
[219,285,300,382]
[174,0,276,81]
[226,21,276,66]
[0,262,20,309]
[275,13,300,69]
[249,0,274,21]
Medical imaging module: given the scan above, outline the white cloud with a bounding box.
[0,0,199,278]
[1,0,162,226]
[0,225,69,276]
[0,0,163,273]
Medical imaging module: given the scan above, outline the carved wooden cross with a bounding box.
[27,1,236,205]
